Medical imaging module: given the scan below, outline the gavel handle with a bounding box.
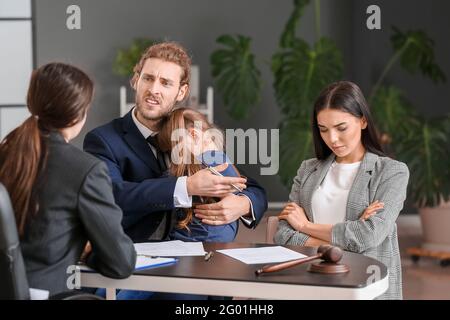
[255,253,322,275]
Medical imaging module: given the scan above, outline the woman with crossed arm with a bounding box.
[274,81,409,300]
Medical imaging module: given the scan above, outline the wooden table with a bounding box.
[80,242,389,300]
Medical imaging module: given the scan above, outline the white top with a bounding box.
[311,160,361,225]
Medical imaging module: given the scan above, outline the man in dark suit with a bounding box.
[83,42,267,242]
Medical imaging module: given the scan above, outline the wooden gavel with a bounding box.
[255,245,343,275]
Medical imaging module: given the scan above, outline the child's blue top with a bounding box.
[170,150,239,243]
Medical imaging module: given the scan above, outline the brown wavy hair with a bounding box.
[0,63,93,236]
[130,41,191,95]
[157,107,237,230]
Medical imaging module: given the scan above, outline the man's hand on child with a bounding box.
[194,193,251,225]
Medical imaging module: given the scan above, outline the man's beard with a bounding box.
[135,95,178,121]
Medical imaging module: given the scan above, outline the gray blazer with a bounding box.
[274,152,409,300]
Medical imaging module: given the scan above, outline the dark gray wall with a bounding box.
[350,0,450,213]
[36,0,450,203]
[34,0,353,202]
[351,0,450,116]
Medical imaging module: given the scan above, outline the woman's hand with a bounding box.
[278,202,309,232]
[359,200,384,221]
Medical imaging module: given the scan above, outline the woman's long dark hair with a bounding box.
[0,63,93,236]
[312,81,385,160]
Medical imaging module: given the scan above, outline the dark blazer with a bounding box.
[83,110,268,242]
[21,132,136,296]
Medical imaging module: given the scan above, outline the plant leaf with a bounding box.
[370,85,417,145]
[216,34,238,48]
[396,117,450,207]
[280,0,311,48]
[210,34,262,120]
[278,115,314,188]
[391,27,447,84]
[272,37,343,118]
[113,38,157,77]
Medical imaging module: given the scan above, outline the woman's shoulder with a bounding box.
[291,158,322,183]
[371,153,410,177]
[297,157,321,172]
[49,139,105,175]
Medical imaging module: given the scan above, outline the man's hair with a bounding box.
[130,41,192,89]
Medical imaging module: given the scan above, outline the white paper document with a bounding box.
[134,240,206,257]
[216,246,308,264]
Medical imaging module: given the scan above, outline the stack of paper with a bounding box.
[134,240,206,257]
[216,246,308,264]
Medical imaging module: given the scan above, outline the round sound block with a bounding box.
[307,262,350,274]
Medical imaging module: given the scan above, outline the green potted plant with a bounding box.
[368,29,450,252]
[210,35,262,120]
[398,116,450,251]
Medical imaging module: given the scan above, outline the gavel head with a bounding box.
[317,245,343,263]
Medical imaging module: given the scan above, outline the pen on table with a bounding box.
[206,166,243,193]
[204,251,214,261]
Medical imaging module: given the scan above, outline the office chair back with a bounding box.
[266,216,279,244]
[0,182,30,300]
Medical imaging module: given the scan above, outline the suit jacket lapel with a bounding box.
[121,110,162,175]
[345,152,378,221]
[303,154,335,221]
